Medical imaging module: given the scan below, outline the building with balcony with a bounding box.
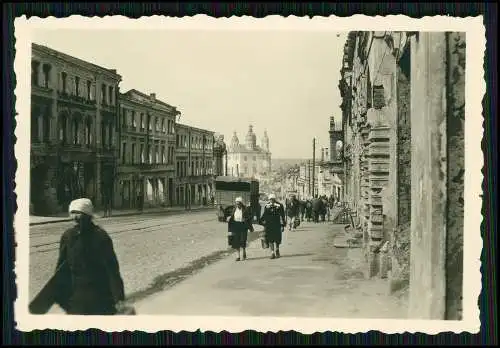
[115,89,179,209]
[226,125,272,180]
[175,124,215,207]
[30,43,121,215]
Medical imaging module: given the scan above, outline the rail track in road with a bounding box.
[29,213,217,254]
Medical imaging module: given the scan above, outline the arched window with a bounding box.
[72,119,79,145]
[42,108,50,142]
[31,106,40,142]
[85,119,92,146]
[59,114,67,144]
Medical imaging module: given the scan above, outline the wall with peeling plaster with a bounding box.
[445,32,465,321]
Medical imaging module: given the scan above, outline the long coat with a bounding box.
[227,205,254,248]
[260,201,286,244]
[53,223,125,315]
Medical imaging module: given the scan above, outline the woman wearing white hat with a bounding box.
[226,196,254,261]
[50,198,127,315]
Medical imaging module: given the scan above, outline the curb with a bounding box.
[30,206,216,226]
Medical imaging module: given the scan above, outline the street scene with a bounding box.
[27,28,465,322]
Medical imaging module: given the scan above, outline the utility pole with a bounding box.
[312,138,316,197]
[308,160,311,196]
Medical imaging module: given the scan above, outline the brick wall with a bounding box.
[445,32,465,320]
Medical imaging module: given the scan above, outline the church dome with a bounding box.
[245,125,257,150]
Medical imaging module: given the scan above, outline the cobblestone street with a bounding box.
[29,208,263,309]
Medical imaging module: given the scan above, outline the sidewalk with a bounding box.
[29,205,215,226]
[134,220,408,318]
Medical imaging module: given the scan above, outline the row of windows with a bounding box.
[176,160,214,177]
[175,133,213,150]
[121,142,174,165]
[231,165,258,176]
[57,116,114,148]
[121,108,174,135]
[228,155,257,161]
[32,60,117,106]
[121,143,174,165]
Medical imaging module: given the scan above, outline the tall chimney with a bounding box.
[150,93,156,100]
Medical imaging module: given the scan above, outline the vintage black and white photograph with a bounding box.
[14,15,484,333]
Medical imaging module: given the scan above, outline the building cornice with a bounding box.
[32,43,122,82]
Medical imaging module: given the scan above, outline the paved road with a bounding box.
[135,220,408,319]
[29,209,262,305]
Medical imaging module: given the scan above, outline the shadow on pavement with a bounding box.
[243,253,315,261]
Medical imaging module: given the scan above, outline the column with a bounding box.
[408,32,447,319]
[50,65,59,143]
[95,78,102,148]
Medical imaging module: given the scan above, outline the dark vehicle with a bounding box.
[215,176,260,223]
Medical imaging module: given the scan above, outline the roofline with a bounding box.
[32,43,122,81]
[122,89,179,111]
[176,122,215,135]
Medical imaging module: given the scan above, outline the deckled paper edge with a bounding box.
[13,14,485,334]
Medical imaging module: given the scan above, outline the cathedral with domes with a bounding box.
[226,125,272,179]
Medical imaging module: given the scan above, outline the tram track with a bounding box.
[30,216,215,254]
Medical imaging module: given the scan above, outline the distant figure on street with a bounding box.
[53,198,126,315]
[299,199,306,221]
[305,198,313,222]
[102,188,112,218]
[227,197,254,261]
[312,195,323,223]
[260,193,286,259]
[286,194,300,231]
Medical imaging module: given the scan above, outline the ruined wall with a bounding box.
[389,45,412,292]
[409,32,448,319]
[445,32,465,320]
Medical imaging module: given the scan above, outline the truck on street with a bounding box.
[214,176,260,223]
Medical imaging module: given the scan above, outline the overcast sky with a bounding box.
[34,29,346,159]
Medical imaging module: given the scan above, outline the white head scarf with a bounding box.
[235,197,243,204]
[268,194,276,200]
[69,198,95,218]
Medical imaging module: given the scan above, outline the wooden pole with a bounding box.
[312,138,316,197]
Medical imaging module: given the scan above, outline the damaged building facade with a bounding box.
[115,89,179,209]
[339,31,464,320]
[31,43,222,215]
[30,43,121,215]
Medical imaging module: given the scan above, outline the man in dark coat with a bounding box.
[260,193,286,259]
[53,198,125,315]
[312,195,323,223]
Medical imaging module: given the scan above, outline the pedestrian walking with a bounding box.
[305,198,313,222]
[52,198,128,315]
[259,193,286,259]
[286,194,300,231]
[227,197,254,261]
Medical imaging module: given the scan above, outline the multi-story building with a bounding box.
[339,31,465,320]
[115,90,179,209]
[175,124,215,207]
[30,43,121,215]
[226,125,272,179]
